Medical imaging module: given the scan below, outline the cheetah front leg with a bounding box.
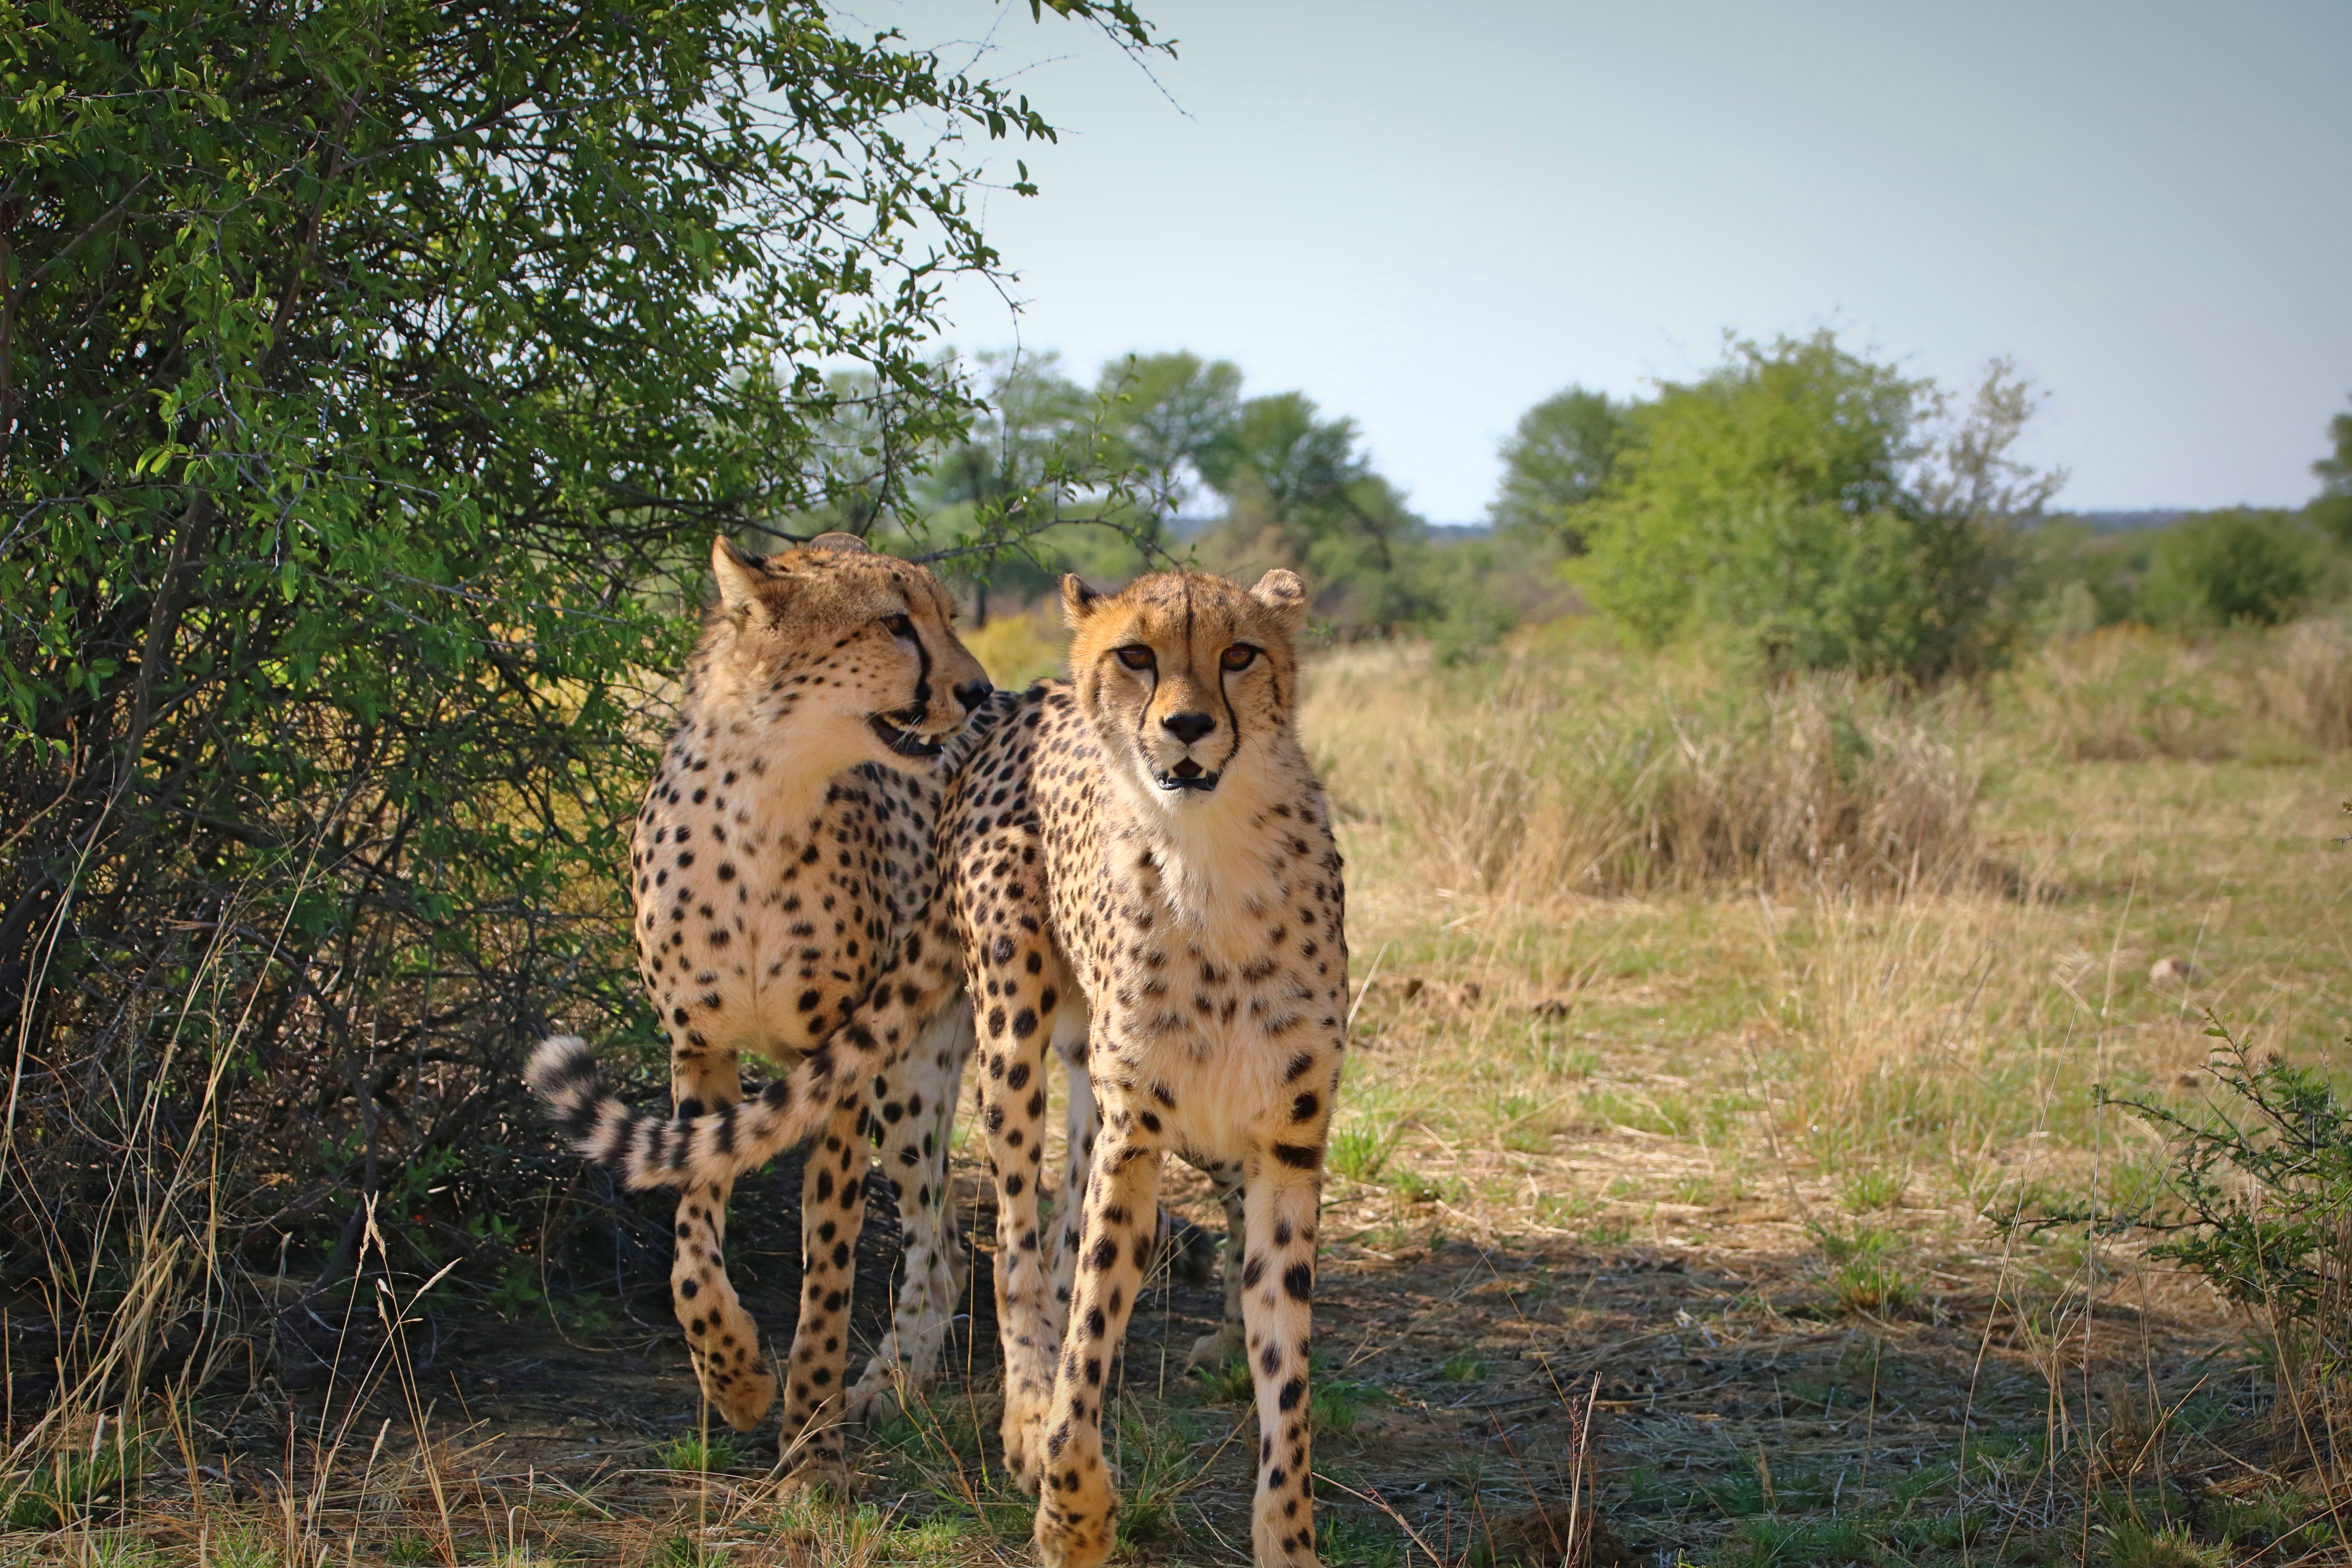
[849,999,976,1423]
[769,1083,869,1486]
[1031,1127,1166,1568]
[1046,999,1096,1336]
[669,1049,777,1431]
[1240,1160,1327,1568]
[973,973,1063,1492]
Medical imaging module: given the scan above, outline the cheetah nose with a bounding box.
[954,676,993,714]
[1160,711,1216,745]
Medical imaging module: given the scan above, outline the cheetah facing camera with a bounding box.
[524,532,993,1482]
[948,567,1347,1568]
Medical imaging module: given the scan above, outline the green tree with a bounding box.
[1487,385,1631,548]
[2139,510,2320,629]
[1196,391,1437,631]
[922,350,1099,617]
[1097,350,1244,526]
[2312,396,2352,544]
[0,0,1152,1319]
[1199,392,1371,526]
[1567,332,2058,682]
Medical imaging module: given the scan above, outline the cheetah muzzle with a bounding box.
[868,705,947,757]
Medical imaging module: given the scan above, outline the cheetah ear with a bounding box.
[1247,568,1308,632]
[712,536,767,617]
[1060,573,1105,627]
[805,532,871,554]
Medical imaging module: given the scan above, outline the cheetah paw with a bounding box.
[702,1364,777,1432]
[844,1365,906,1427]
[771,1446,852,1498]
[1034,1501,1118,1568]
[998,1405,1051,1497]
[1184,1322,1245,1372]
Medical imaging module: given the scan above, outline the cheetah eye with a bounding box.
[1220,645,1259,672]
[1115,645,1156,671]
[882,614,915,639]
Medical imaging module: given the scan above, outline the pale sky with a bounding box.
[879,1,2352,522]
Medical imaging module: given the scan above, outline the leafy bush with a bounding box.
[2023,1014,2352,1465]
[0,0,1153,1410]
[1563,332,2062,684]
[2139,510,2323,628]
[2127,1024,2351,1349]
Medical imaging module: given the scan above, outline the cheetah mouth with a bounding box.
[1153,758,1221,793]
[867,710,946,759]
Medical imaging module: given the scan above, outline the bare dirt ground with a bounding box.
[68,1109,2241,1568]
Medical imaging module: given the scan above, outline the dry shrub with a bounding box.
[2020,618,2352,760]
[2017,625,2249,761]
[1304,641,1980,900]
[1750,889,2076,1174]
[2258,617,2352,750]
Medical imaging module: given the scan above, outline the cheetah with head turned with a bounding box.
[525,532,993,1480]
[947,566,1347,1568]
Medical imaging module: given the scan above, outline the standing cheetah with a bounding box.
[525,532,992,1480]
[946,568,1348,1568]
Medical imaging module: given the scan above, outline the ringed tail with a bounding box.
[524,1034,849,1190]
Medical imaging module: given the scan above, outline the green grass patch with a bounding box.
[1329,1116,1405,1183]
[653,1433,741,1473]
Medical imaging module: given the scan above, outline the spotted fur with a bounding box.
[944,567,1347,1568]
[524,532,991,1482]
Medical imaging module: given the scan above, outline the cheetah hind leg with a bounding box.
[1185,1168,1249,1372]
[1044,997,1095,1342]
[849,1000,975,1424]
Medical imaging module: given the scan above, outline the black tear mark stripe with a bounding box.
[911,620,933,708]
[1215,658,1243,773]
[1129,652,1159,757]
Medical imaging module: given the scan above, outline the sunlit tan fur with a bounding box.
[524,532,991,1482]
[942,568,1347,1567]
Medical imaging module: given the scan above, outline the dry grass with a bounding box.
[1305,632,1984,902]
[2013,616,2352,762]
[9,616,2352,1566]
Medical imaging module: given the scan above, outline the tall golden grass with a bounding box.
[1305,636,1984,901]
[2013,616,2352,761]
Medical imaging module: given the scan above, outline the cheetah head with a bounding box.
[705,533,991,772]
[1060,567,1310,807]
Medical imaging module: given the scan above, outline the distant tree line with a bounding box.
[1492,335,2352,679]
[831,349,1565,655]
[868,329,2352,680]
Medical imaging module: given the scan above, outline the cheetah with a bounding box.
[524,532,993,1480]
[945,567,1348,1568]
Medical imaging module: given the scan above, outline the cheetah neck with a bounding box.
[1116,739,1314,936]
[674,660,871,848]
